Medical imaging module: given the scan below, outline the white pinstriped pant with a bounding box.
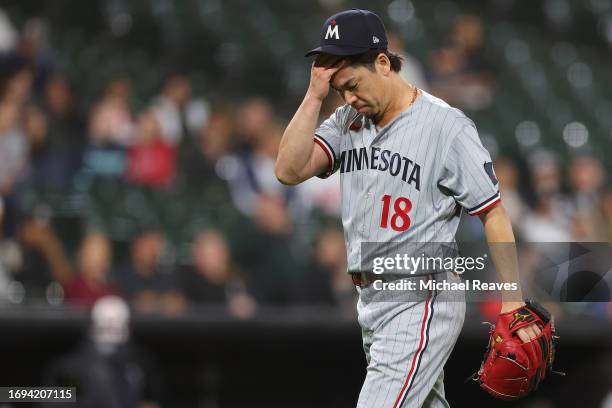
[355,274,466,408]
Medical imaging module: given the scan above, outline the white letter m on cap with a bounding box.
[325,25,340,40]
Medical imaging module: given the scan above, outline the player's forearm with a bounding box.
[479,205,524,303]
[275,94,322,184]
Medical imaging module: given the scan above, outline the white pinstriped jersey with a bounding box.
[314,90,501,273]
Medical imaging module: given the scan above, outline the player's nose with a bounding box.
[344,91,358,104]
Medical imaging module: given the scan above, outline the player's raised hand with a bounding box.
[307,55,345,101]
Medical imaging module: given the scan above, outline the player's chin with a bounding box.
[357,105,372,115]
[360,107,379,120]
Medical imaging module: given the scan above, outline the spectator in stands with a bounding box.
[118,229,186,315]
[519,151,572,241]
[230,193,300,304]
[253,193,292,237]
[22,104,46,157]
[43,73,73,119]
[494,156,527,229]
[600,188,612,243]
[91,76,134,146]
[0,217,72,302]
[66,232,117,307]
[179,229,256,318]
[513,153,576,316]
[42,74,85,177]
[151,73,193,147]
[568,154,606,212]
[11,216,71,302]
[223,121,279,214]
[196,105,235,161]
[9,17,55,92]
[0,100,28,236]
[0,8,18,54]
[571,210,603,241]
[428,14,494,110]
[296,226,355,313]
[43,296,163,407]
[299,171,342,217]
[177,104,234,206]
[234,97,274,152]
[460,156,523,244]
[0,200,21,302]
[80,96,127,178]
[387,30,428,91]
[223,121,311,220]
[568,156,608,239]
[451,14,488,63]
[125,110,176,189]
[1,67,33,106]
[22,104,73,187]
[0,101,27,193]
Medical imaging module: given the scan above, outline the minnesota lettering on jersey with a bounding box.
[339,146,421,191]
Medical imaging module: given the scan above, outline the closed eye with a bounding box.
[335,79,358,92]
[333,80,358,98]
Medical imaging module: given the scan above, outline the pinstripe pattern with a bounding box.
[314,90,490,407]
[355,273,465,407]
[315,90,500,273]
[394,285,435,407]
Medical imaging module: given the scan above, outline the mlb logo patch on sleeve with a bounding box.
[484,162,498,185]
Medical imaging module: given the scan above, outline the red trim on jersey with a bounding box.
[314,137,333,177]
[392,289,433,408]
[470,197,502,216]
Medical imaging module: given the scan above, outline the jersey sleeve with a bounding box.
[314,107,346,179]
[438,123,501,216]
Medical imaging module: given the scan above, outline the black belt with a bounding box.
[351,272,411,287]
[350,271,448,288]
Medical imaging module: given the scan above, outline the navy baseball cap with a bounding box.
[305,9,388,57]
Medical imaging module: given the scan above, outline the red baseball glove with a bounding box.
[474,301,561,400]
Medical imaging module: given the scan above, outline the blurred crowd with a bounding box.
[0,65,352,317]
[0,10,351,318]
[0,9,610,323]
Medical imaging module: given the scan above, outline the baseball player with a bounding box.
[275,9,549,407]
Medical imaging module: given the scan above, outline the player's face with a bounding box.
[330,64,385,121]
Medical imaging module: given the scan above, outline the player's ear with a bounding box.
[375,53,391,76]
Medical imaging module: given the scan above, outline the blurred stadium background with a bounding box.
[0,0,611,407]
